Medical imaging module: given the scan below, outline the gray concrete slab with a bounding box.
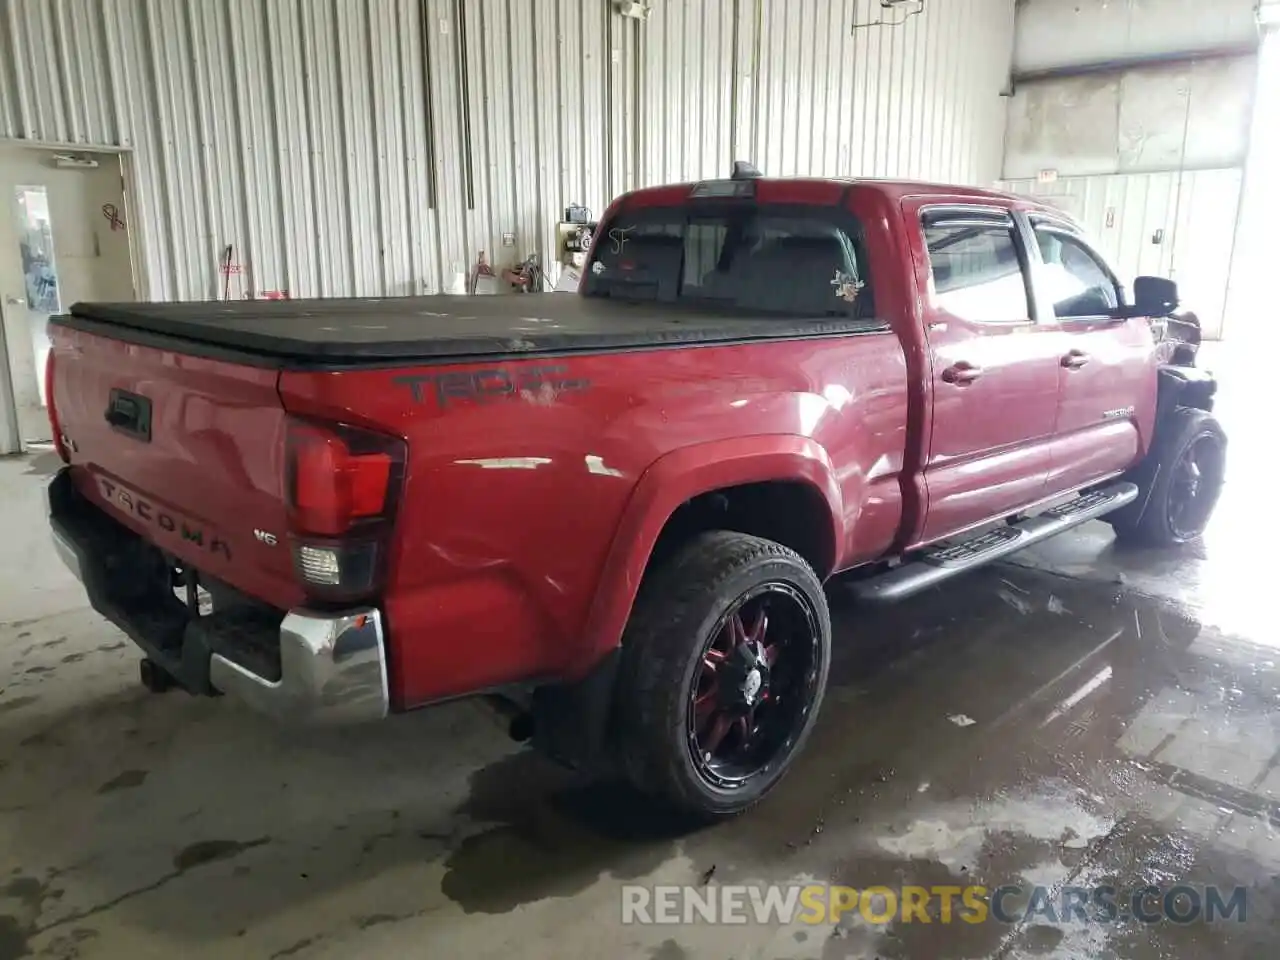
[0,352,1271,960]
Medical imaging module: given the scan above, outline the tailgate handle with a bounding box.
[104,389,152,441]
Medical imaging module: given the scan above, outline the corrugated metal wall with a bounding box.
[0,0,1015,302]
[642,0,1014,185]
[1000,169,1243,339]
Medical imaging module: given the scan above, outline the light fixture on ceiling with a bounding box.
[52,154,99,169]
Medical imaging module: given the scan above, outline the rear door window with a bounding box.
[583,205,875,318]
[923,219,1031,324]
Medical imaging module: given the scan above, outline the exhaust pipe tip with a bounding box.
[508,712,535,743]
[481,694,535,743]
[139,658,174,694]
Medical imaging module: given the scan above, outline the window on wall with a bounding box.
[1034,227,1120,319]
[924,221,1030,324]
[13,186,61,315]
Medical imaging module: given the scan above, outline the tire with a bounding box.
[1108,407,1226,547]
[615,531,832,820]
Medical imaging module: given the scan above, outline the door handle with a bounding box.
[941,362,983,385]
[1061,350,1090,369]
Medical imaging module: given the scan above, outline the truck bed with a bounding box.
[62,296,885,365]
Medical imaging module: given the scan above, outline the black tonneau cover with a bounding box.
[62,296,885,364]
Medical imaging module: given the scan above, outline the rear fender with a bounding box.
[573,435,842,676]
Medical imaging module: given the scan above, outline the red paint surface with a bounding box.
[51,177,1163,710]
[278,333,910,704]
[52,328,304,611]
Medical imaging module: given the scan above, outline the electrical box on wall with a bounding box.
[616,1,649,21]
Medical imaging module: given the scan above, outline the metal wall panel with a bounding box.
[1015,0,1260,75]
[0,0,1016,301]
[640,0,735,186]
[650,0,1015,187]
[1004,57,1258,180]
[1000,169,1244,339]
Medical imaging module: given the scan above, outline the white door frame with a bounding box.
[0,302,20,454]
[0,138,145,454]
[1224,26,1279,343]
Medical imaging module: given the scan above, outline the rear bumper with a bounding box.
[205,608,388,725]
[47,468,389,725]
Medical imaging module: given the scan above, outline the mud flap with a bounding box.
[530,647,621,774]
[1115,365,1217,526]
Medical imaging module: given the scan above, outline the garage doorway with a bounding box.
[0,144,137,451]
[1224,24,1279,346]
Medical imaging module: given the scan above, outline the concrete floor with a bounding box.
[0,346,1272,960]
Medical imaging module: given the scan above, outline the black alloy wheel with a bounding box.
[615,531,832,820]
[687,582,822,790]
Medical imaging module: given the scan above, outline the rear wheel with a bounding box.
[615,532,831,820]
[1108,408,1226,547]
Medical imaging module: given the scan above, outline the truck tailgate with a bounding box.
[49,322,304,610]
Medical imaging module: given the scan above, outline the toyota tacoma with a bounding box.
[45,167,1222,818]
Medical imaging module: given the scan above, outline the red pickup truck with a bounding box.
[45,168,1221,818]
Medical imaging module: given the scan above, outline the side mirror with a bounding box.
[1131,276,1179,317]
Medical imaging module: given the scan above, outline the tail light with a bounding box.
[285,418,406,603]
[45,350,69,463]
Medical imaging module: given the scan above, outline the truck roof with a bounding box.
[622,176,1052,211]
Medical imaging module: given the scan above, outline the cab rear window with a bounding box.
[582,204,875,318]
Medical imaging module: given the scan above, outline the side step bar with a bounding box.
[850,482,1139,605]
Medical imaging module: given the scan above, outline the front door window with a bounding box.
[1034,227,1120,320]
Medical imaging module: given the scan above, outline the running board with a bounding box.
[850,482,1139,605]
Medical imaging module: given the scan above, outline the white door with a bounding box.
[0,145,136,451]
[1167,169,1244,340]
